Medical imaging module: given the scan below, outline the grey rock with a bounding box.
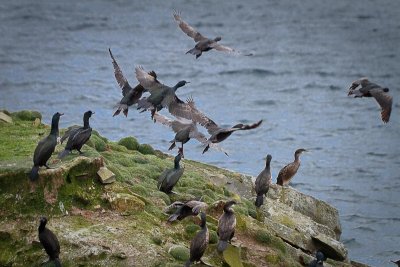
[97,166,116,184]
[0,112,13,123]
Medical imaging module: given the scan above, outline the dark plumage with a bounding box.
[109,48,157,117]
[255,154,272,207]
[173,11,247,59]
[217,200,237,252]
[58,110,94,158]
[391,260,400,266]
[30,112,63,181]
[348,77,393,123]
[157,148,184,194]
[38,217,61,267]
[185,212,209,267]
[167,200,208,222]
[135,66,189,119]
[308,251,326,267]
[276,149,307,186]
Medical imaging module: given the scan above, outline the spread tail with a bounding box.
[255,194,264,207]
[186,48,202,58]
[58,149,71,159]
[29,166,39,181]
[113,104,128,117]
[217,240,228,252]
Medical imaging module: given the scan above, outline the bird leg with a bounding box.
[78,149,84,155]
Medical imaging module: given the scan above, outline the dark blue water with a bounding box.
[0,1,399,265]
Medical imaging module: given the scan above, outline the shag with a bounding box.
[348,77,393,123]
[308,250,326,267]
[391,260,400,266]
[157,148,184,194]
[38,217,62,267]
[30,112,63,181]
[276,149,307,186]
[153,113,228,155]
[255,154,272,207]
[185,212,209,267]
[217,200,237,252]
[58,110,94,158]
[135,66,189,119]
[173,11,247,59]
[167,200,208,222]
[109,48,158,117]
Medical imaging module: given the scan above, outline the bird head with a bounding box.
[295,148,307,156]
[84,110,95,118]
[39,216,48,226]
[265,154,272,163]
[199,211,207,227]
[315,250,326,264]
[383,88,390,92]
[214,36,222,42]
[175,80,190,89]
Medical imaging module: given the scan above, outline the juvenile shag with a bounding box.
[173,11,247,59]
[167,200,208,222]
[58,110,94,158]
[255,154,272,207]
[185,212,209,267]
[157,148,184,194]
[308,250,326,267]
[348,77,393,123]
[30,112,63,181]
[135,66,189,119]
[217,200,237,252]
[38,217,62,267]
[109,48,158,117]
[276,148,307,186]
[153,113,228,155]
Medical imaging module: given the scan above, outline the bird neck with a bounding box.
[50,117,60,136]
[294,153,301,162]
[200,217,207,228]
[83,116,90,129]
[174,155,181,169]
[38,222,46,233]
[265,159,271,169]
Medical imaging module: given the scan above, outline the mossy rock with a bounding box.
[108,193,146,214]
[87,134,107,152]
[223,244,244,267]
[185,224,201,236]
[138,144,155,155]
[255,230,286,254]
[12,110,42,121]
[209,230,218,244]
[168,245,190,262]
[118,137,139,151]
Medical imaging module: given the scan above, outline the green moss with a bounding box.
[118,137,139,151]
[278,215,296,228]
[209,230,218,244]
[138,144,155,155]
[12,110,42,121]
[86,134,107,152]
[168,245,189,262]
[223,245,244,267]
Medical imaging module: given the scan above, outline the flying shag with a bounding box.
[167,200,208,222]
[58,110,94,158]
[276,149,307,186]
[185,212,209,267]
[348,77,393,123]
[255,154,272,207]
[173,11,250,59]
[38,217,62,267]
[109,48,158,117]
[157,148,184,194]
[217,200,237,252]
[135,66,189,119]
[30,112,63,181]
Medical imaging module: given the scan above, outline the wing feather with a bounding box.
[370,89,393,123]
[173,11,207,42]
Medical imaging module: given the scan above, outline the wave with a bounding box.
[218,68,279,76]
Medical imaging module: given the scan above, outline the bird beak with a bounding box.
[186,82,190,84]
[59,113,64,116]
[92,112,95,114]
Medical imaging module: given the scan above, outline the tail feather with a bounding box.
[255,194,264,207]
[54,258,62,267]
[217,240,228,252]
[58,149,71,159]
[186,48,201,57]
[167,214,179,223]
[29,166,39,181]
[168,142,176,150]
[113,104,128,117]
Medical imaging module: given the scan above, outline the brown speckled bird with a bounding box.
[276,149,307,186]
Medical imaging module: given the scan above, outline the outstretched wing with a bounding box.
[173,11,207,42]
[135,66,166,94]
[153,113,192,133]
[109,48,132,97]
[211,43,236,53]
[370,89,393,123]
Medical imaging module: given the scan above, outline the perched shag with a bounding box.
[276,149,307,186]
[391,260,400,266]
[109,48,158,117]
[153,113,228,155]
[135,66,189,119]
[30,112,63,181]
[255,154,272,207]
[38,217,62,267]
[348,77,393,123]
[167,200,208,222]
[157,148,184,194]
[185,212,209,267]
[173,11,249,59]
[58,110,94,158]
[308,250,326,267]
[217,200,237,252]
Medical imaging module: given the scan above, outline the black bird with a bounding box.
[58,111,94,158]
[167,200,208,222]
[173,11,247,59]
[109,48,158,117]
[276,149,307,186]
[217,200,237,252]
[255,154,272,207]
[30,112,63,181]
[157,148,184,194]
[153,113,228,155]
[348,77,393,123]
[38,217,62,267]
[135,66,189,119]
[391,260,400,266]
[308,250,326,267]
[185,212,209,267]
